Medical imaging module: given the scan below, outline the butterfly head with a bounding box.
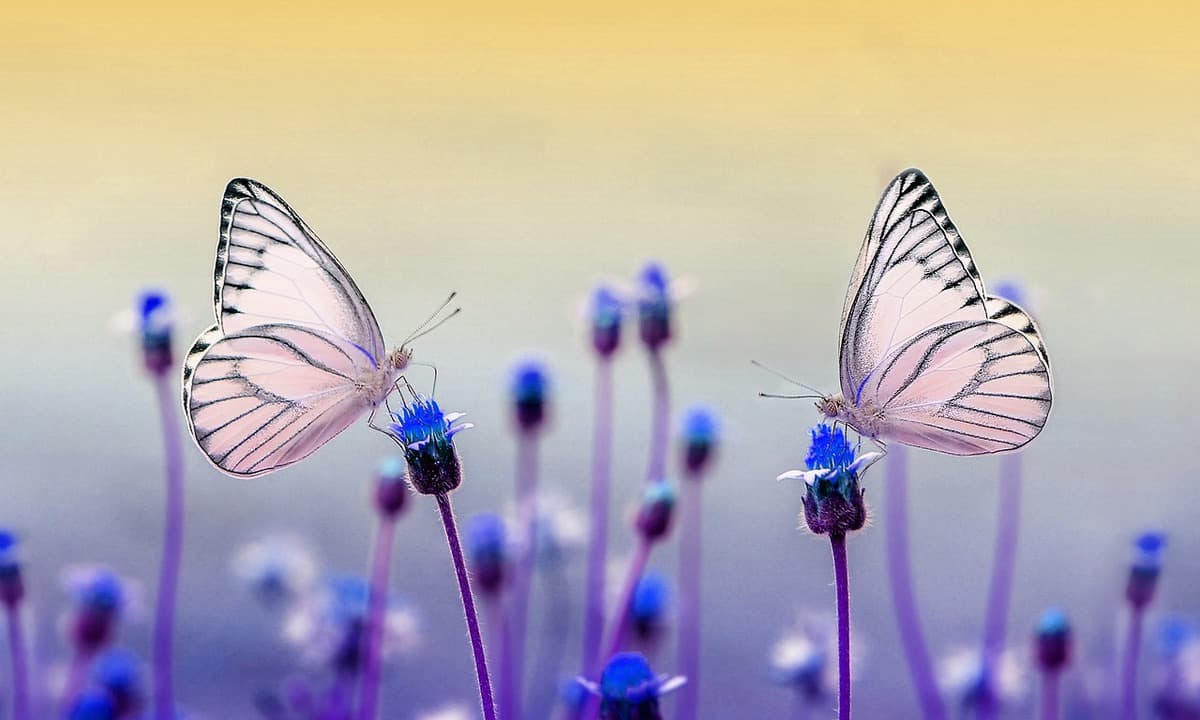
[815,394,846,421]
[387,347,414,373]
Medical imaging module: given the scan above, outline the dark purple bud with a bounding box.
[590,285,624,358]
[680,407,718,477]
[373,457,410,518]
[1034,608,1072,672]
[511,360,550,432]
[636,481,676,542]
[637,262,672,352]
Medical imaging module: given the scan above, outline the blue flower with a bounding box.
[680,406,719,476]
[770,613,837,701]
[0,529,23,607]
[511,359,550,431]
[92,648,145,715]
[636,480,677,541]
[631,571,670,639]
[68,689,117,720]
[231,535,318,608]
[374,455,411,517]
[590,652,685,720]
[466,513,508,595]
[61,566,140,656]
[135,289,174,375]
[387,396,472,495]
[778,424,881,535]
[285,576,420,671]
[992,279,1030,310]
[1034,608,1071,672]
[1128,531,1167,609]
[590,285,625,357]
[1157,616,1197,660]
[1135,531,1168,570]
[637,262,673,351]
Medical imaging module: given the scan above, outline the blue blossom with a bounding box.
[637,262,673,351]
[387,396,472,495]
[1034,607,1071,672]
[284,576,420,671]
[92,648,145,715]
[511,359,550,431]
[1128,531,1167,608]
[777,424,880,535]
[0,529,23,607]
[770,613,837,701]
[590,284,625,357]
[992,279,1030,311]
[135,289,174,375]
[680,406,719,476]
[636,480,677,541]
[466,513,508,595]
[374,455,411,517]
[68,689,117,720]
[938,646,1027,712]
[631,571,670,640]
[231,535,318,608]
[587,652,685,720]
[63,566,136,655]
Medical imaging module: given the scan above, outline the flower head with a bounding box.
[777,424,880,536]
[590,284,625,358]
[387,396,472,495]
[62,565,138,656]
[631,571,670,641]
[68,688,117,720]
[938,646,1027,712]
[679,406,719,477]
[1034,607,1072,672]
[1128,531,1167,609]
[92,648,145,717]
[636,480,676,542]
[466,513,509,596]
[136,289,174,375]
[374,455,411,517]
[533,494,587,565]
[0,529,24,607]
[510,359,550,432]
[586,652,685,720]
[284,575,420,672]
[770,612,838,701]
[231,535,318,608]
[637,262,673,351]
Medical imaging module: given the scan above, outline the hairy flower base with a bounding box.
[802,488,867,536]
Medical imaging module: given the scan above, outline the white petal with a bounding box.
[657,675,688,695]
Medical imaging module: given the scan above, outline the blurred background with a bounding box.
[3,1,1199,717]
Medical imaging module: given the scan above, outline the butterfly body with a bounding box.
[829,169,1053,456]
[183,179,412,478]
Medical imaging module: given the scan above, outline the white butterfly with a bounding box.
[182,179,420,477]
[817,169,1052,455]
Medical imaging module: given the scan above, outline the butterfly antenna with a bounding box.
[750,360,826,396]
[402,291,459,346]
[758,392,824,400]
[405,307,461,345]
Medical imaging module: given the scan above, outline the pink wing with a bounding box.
[216,179,387,366]
[839,169,1052,455]
[182,324,376,477]
[858,321,1051,455]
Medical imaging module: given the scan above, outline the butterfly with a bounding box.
[182,179,444,477]
[815,169,1052,456]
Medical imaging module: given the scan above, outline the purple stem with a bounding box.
[320,671,355,720]
[1039,670,1061,720]
[883,446,947,720]
[60,651,92,716]
[4,603,30,720]
[581,360,614,678]
[436,493,498,720]
[675,475,703,720]
[978,452,1023,720]
[830,533,852,720]
[528,558,571,720]
[357,515,397,720]
[152,373,185,720]
[1121,606,1145,720]
[645,349,670,485]
[510,432,540,720]
[487,596,516,720]
[602,538,653,667]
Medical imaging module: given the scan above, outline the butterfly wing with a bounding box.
[839,169,1052,455]
[216,179,387,367]
[182,324,378,477]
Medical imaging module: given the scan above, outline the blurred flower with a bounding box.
[778,424,880,536]
[938,646,1027,712]
[680,406,719,477]
[582,652,685,720]
[231,535,318,608]
[630,571,670,641]
[415,702,476,720]
[374,456,411,518]
[69,688,117,720]
[636,480,676,542]
[284,576,420,672]
[1128,531,1167,609]
[510,359,550,432]
[590,284,625,358]
[770,612,839,702]
[1034,607,1072,673]
[135,289,174,375]
[387,396,472,495]
[636,262,674,351]
[91,648,145,717]
[466,513,509,596]
[0,528,25,607]
[992,278,1034,313]
[532,492,587,564]
[1153,616,1200,718]
[61,566,140,656]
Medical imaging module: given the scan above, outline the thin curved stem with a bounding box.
[152,373,185,720]
[436,493,498,720]
[979,452,1022,720]
[602,539,653,666]
[1121,607,1145,720]
[675,476,703,720]
[581,360,614,682]
[884,446,947,720]
[528,559,571,720]
[4,603,30,720]
[830,533,852,720]
[1039,670,1060,720]
[486,597,516,720]
[510,432,540,720]
[357,515,397,720]
[645,349,670,485]
[60,651,92,716]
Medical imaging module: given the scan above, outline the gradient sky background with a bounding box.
[3,2,1199,717]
